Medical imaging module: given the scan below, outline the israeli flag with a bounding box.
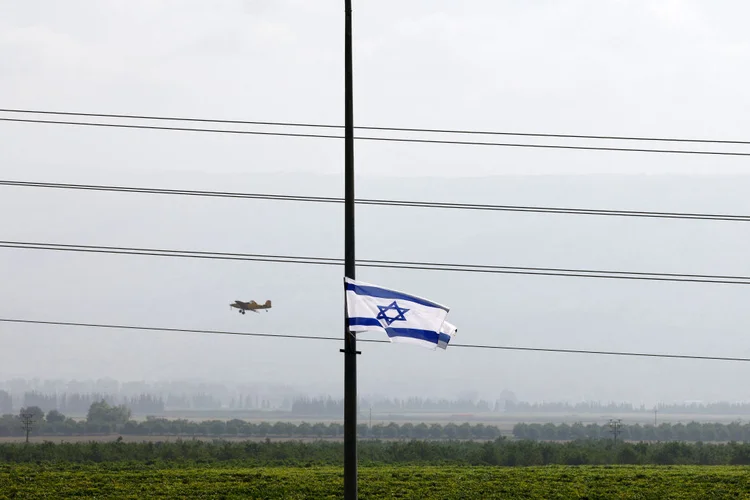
[344,277,454,350]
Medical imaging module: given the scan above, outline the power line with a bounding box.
[0,318,347,343]
[2,116,750,158]
[0,241,342,265]
[0,116,346,141]
[3,240,750,286]
[3,317,750,364]
[3,179,750,223]
[2,107,750,146]
[445,343,750,363]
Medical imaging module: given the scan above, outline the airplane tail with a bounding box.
[264,300,271,307]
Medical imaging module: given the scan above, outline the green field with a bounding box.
[2,464,750,499]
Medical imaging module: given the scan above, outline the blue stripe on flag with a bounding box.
[345,282,448,311]
[348,317,381,327]
[384,328,440,344]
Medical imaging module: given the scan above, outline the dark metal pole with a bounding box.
[20,412,33,443]
[343,0,357,499]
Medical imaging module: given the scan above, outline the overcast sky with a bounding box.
[2,1,750,407]
[3,0,750,178]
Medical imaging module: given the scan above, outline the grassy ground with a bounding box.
[1,464,749,499]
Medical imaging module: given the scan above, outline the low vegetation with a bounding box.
[2,463,749,499]
[3,438,750,466]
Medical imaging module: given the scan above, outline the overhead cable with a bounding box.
[2,116,750,157]
[2,317,749,363]
[2,179,750,223]
[2,107,750,146]
[2,240,750,286]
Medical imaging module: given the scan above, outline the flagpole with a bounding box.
[343,0,357,499]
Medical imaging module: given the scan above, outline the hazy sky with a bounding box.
[2,1,750,407]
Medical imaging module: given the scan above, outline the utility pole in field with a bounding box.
[342,0,358,499]
[20,412,34,443]
[608,419,622,445]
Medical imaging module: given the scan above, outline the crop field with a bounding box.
[2,464,750,499]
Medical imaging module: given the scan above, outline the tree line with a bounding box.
[7,400,750,444]
[3,439,750,466]
[291,396,497,415]
[1,404,501,440]
[6,388,750,416]
[285,397,750,416]
[3,390,164,415]
[0,390,280,414]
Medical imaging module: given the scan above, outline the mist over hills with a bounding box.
[2,169,750,407]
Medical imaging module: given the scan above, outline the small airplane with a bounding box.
[230,299,272,314]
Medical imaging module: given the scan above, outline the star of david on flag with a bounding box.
[344,277,458,350]
[377,301,409,325]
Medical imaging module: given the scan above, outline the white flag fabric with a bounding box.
[437,321,457,350]
[344,277,454,350]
